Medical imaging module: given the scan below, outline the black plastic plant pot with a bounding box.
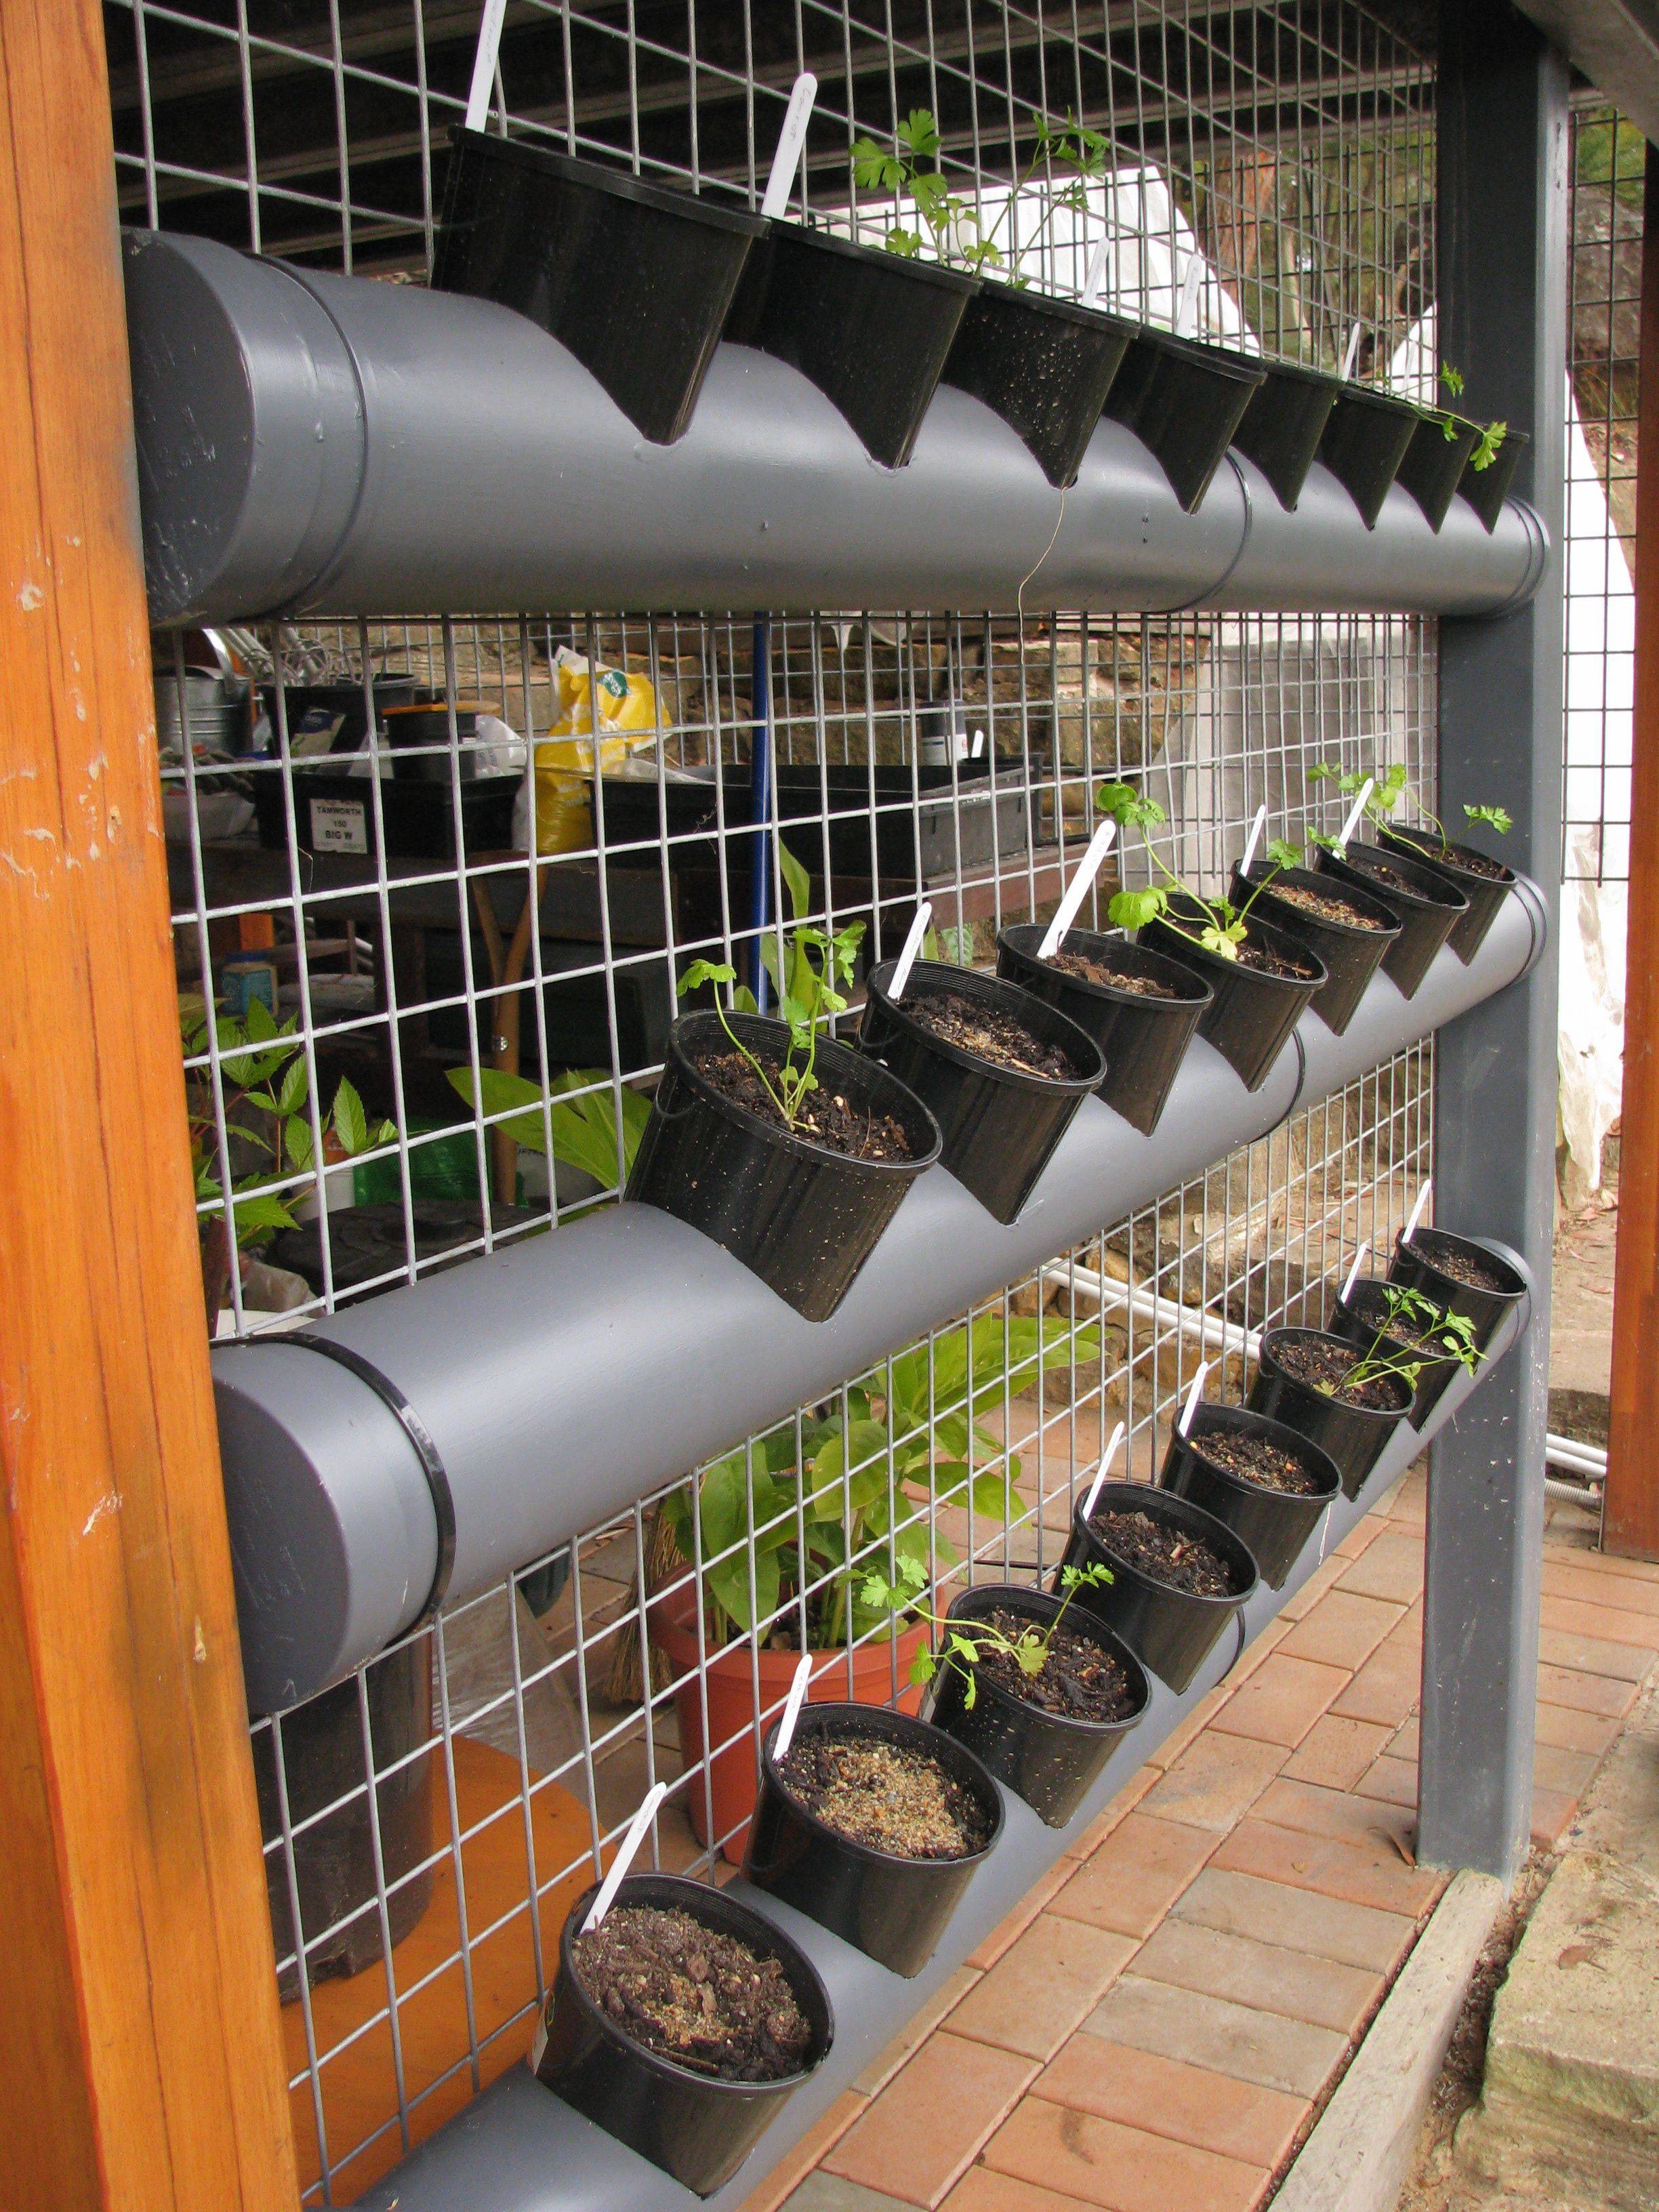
[924,1584,1149,1828]
[1396,412,1481,531]
[1389,1227,1528,1355]
[994,922,1211,1137]
[742,1704,1004,1979]
[1228,862,1401,1036]
[1059,1480,1258,1694]
[1102,328,1266,512]
[433,128,764,446]
[1160,1404,1343,1591]
[1248,1328,1413,1500]
[1227,356,1340,511]
[941,281,1134,487]
[859,959,1103,1224]
[1458,426,1528,531]
[626,1010,941,1322]
[1317,386,1422,528]
[725,221,978,468]
[1141,897,1326,1093]
[1330,1278,1463,1427]
[535,1871,832,2196]
[1313,842,1469,999]
[1375,823,1517,963]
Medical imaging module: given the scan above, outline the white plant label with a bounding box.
[1405,1179,1431,1242]
[762,74,819,219]
[1082,234,1111,310]
[1341,321,1364,380]
[888,899,933,1001]
[581,1780,668,1933]
[772,1652,815,1762]
[465,0,510,130]
[1081,1421,1126,1523]
[1336,777,1374,851]
[1340,1240,1370,1305]
[1178,1361,1209,1437]
[1037,819,1118,958]
[1174,255,1203,337]
[1240,803,1267,878]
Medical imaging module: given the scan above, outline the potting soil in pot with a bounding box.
[1271,1334,1410,1410]
[1227,937,1320,979]
[777,1729,993,1859]
[569,1904,813,2081]
[903,988,1082,1079]
[1087,1507,1243,1597]
[1407,1236,1513,1292]
[1191,1428,1327,1496]
[1265,882,1387,930]
[1045,949,1183,999]
[966,1608,1140,1722]
[695,1043,913,1160]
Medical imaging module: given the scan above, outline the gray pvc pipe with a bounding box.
[123,229,1547,628]
[352,1273,1532,2212]
[215,884,1544,1712]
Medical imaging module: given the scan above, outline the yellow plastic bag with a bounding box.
[533,647,660,853]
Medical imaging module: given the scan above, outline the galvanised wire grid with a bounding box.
[121,1,1439,2200]
[1564,100,1640,889]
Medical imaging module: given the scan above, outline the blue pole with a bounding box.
[749,616,772,1010]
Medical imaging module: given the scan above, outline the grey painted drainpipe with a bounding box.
[123,230,1548,629]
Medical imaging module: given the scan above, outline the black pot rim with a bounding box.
[760,1702,1006,1871]
[1396,1227,1528,1302]
[996,922,1213,1012]
[447,124,768,238]
[1071,1480,1259,1607]
[1259,1325,1414,1418]
[1181,1404,1345,1504]
[941,1582,1151,1739]
[865,958,1105,1096]
[1234,862,1403,943]
[1202,342,1333,392]
[1329,842,1471,916]
[668,1009,942,1176]
[1381,823,1517,888]
[1330,382,1425,423]
[765,217,981,295]
[968,276,1138,336]
[1132,327,1268,388]
[1148,897,1328,994]
[557,1872,832,2093]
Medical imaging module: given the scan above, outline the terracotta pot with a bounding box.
[654,1586,927,1864]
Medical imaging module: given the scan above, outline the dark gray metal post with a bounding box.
[1420,0,1568,1877]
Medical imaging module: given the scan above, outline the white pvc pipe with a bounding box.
[1044,1262,1261,1362]
[465,0,510,131]
[581,1780,668,1932]
[1037,819,1118,958]
[761,73,819,220]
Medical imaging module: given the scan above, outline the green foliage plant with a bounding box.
[1329,1283,1480,1400]
[447,1063,649,1200]
[1092,780,1302,963]
[662,1309,1095,1652]
[1307,758,1512,858]
[1436,363,1507,471]
[851,106,1108,284]
[184,997,393,1246]
[859,1555,1114,1706]
[676,842,865,1134]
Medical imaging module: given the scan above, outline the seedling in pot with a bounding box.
[859,1554,1114,1709]
[1438,364,1508,473]
[1330,1282,1481,1401]
[1308,758,1512,861]
[1094,780,1301,962]
[852,106,1107,283]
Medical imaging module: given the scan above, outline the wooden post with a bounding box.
[0,5,300,2207]
[1606,154,1659,1562]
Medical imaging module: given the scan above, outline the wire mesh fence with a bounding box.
[121,0,1443,2200]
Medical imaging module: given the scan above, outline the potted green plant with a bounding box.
[1092,781,1326,1090]
[1309,758,1513,964]
[1060,1478,1258,1692]
[1395,364,1507,531]
[653,1308,1090,1860]
[865,1555,1147,1827]
[1329,1275,1483,1424]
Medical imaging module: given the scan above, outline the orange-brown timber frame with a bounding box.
[0,3,300,2204]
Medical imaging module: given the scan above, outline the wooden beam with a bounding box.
[0,4,300,2205]
[1605,151,1659,1562]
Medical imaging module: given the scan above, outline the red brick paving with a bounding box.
[737,1475,1653,2212]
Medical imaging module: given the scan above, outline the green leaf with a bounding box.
[1465,803,1512,836]
[228,1189,299,1242]
[776,838,811,925]
[276,1054,310,1117]
[897,107,941,161]
[330,1076,369,1156]
[1108,886,1166,932]
[680,956,735,997]
[285,1115,315,1172]
[1263,837,1303,872]
[1094,779,1165,830]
